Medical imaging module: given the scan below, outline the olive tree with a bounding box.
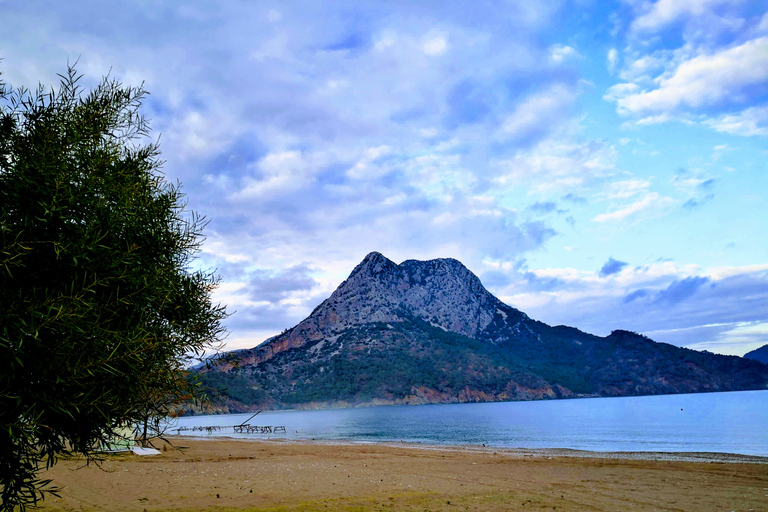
[0,65,227,511]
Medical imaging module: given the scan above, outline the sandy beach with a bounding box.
[36,437,768,512]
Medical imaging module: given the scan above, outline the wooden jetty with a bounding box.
[174,410,286,436]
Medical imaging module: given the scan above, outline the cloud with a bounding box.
[607,48,618,73]
[244,264,318,303]
[496,138,619,193]
[323,32,370,52]
[604,178,651,199]
[630,0,734,32]
[682,194,715,209]
[704,105,768,136]
[670,168,718,209]
[549,44,579,63]
[653,276,710,305]
[233,150,323,199]
[671,168,717,190]
[684,321,768,356]
[528,201,558,213]
[592,193,676,223]
[618,54,667,83]
[562,192,587,203]
[347,145,394,179]
[423,34,448,56]
[603,82,640,103]
[481,270,513,288]
[500,84,578,142]
[491,261,768,356]
[611,37,768,117]
[623,289,649,303]
[523,271,564,292]
[8,0,765,357]
[599,257,628,277]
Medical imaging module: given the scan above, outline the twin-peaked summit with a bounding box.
[204,252,767,411]
[228,251,529,367]
[323,251,517,338]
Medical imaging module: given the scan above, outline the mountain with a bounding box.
[199,252,768,412]
[744,344,768,365]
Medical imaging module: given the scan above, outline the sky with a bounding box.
[3,0,767,356]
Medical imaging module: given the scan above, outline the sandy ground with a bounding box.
[35,437,768,512]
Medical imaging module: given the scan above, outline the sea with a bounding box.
[172,389,768,456]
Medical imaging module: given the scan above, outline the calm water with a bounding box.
[174,390,768,456]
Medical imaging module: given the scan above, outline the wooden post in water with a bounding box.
[235,410,262,427]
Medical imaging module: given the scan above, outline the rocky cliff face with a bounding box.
[223,252,526,368]
[202,252,768,411]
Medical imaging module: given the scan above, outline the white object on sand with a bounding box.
[132,446,161,456]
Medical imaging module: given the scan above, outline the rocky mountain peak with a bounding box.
[331,253,506,336]
[351,251,397,276]
[235,252,522,367]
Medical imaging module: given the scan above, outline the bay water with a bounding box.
[173,390,768,456]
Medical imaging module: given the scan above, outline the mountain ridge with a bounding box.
[745,344,768,364]
[200,252,768,412]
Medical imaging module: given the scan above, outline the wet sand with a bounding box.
[37,437,768,512]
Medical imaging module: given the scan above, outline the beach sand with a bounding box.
[36,437,768,512]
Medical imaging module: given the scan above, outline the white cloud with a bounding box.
[423,35,448,56]
[603,82,640,102]
[711,143,733,161]
[495,138,618,193]
[708,263,768,280]
[203,240,253,264]
[614,37,768,116]
[635,112,687,125]
[592,193,676,223]
[704,105,768,136]
[550,44,579,63]
[671,169,715,191]
[347,145,394,179]
[604,179,652,199]
[607,48,618,73]
[500,84,577,139]
[631,0,734,32]
[618,54,666,82]
[163,106,242,161]
[681,321,768,356]
[760,11,768,32]
[374,32,397,51]
[235,150,322,198]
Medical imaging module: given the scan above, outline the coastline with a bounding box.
[37,437,768,512]
[173,433,768,464]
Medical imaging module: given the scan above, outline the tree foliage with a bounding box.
[0,64,227,511]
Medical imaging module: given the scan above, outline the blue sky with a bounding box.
[3,0,767,355]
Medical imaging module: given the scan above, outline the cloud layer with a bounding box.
[3,1,767,356]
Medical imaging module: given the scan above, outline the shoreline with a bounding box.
[170,434,768,464]
[38,437,768,511]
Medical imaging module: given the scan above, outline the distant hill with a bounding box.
[744,344,768,365]
[198,252,768,412]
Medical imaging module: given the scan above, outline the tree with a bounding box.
[0,64,228,511]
